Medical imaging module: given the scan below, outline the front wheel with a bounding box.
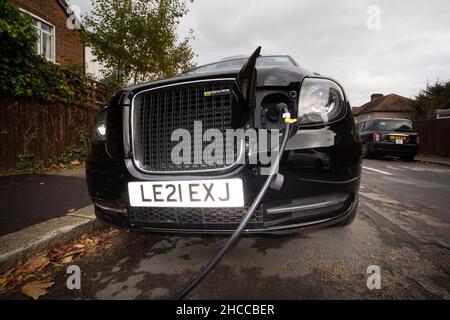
[336,196,358,227]
[362,143,373,159]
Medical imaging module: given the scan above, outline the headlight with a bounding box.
[297,78,345,125]
[92,108,107,142]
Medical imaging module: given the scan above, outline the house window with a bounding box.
[20,9,55,62]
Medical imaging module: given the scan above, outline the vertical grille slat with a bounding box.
[133,79,239,172]
[156,92,160,170]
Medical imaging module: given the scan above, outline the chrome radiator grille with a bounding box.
[132,79,241,173]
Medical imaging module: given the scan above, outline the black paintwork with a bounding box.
[86,52,362,234]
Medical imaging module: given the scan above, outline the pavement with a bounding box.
[0,205,101,272]
[0,168,100,272]
[2,157,449,299]
[0,168,91,236]
[415,154,450,167]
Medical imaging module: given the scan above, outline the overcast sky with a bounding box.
[70,0,450,106]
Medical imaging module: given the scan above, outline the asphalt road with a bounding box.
[0,169,90,236]
[8,159,450,299]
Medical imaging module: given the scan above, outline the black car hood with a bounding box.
[122,65,313,94]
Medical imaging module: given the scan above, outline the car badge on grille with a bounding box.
[203,89,230,97]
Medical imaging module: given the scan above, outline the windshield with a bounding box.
[185,56,294,74]
[374,120,414,132]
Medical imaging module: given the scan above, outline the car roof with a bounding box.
[356,118,412,123]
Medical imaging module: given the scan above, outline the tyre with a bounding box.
[362,143,373,159]
[336,196,358,227]
[401,154,415,162]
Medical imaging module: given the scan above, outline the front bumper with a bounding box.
[87,141,361,235]
[368,142,418,155]
[93,193,358,235]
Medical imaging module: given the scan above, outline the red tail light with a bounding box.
[416,136,420,145]
[373,133,380,142]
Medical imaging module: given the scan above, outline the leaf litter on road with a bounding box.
[21,278,55,300]
[0,228,119,299]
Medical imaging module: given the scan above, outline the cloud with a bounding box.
[71,0,450,106]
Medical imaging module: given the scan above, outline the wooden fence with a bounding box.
[86,79,111,109]
[413,118,450,157]
[0,97,101,171]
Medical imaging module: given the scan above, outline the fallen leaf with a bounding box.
[70,160,80,165]
[91,238,99,247]
[16,256,49,275]
[85,238,99,248]
[0,267,15,279]
[109,229,119,236]
[47,247,65,260]
[62,248,86,257]
[49,261,63,268]
[21,279,54,300]
[332,266,344,278]
[22,273,37,281]
[67,208,76,213]
[73,244,85,249]
[35,249,49,257]
[60,256,73,264]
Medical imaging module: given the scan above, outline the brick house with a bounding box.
[352,93,414,123]
[13,0,85,67]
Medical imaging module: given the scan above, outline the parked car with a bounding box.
[86,47,362,234]
[356,118,419,161]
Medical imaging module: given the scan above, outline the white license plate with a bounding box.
[395,139,403,144]
[128,179,244,207]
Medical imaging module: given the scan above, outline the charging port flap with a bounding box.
[237,46,261,107]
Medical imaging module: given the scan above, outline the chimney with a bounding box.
[370,93,383,101]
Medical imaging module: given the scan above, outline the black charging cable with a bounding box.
[175,105,294,300]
